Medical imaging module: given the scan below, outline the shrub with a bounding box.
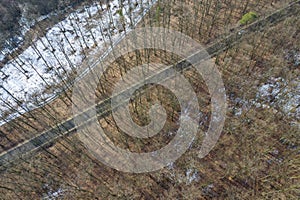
[116,9,123,17]
[239,12,258,25]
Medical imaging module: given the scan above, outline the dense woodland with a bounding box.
[0,0,92,49]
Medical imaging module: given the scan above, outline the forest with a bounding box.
[0,0,299,199]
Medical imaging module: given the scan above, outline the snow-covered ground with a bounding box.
[0,0,157,125]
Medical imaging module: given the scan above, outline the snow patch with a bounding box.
[185,168,200,184]
[230,77,300,120]
[256,77,300,119]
